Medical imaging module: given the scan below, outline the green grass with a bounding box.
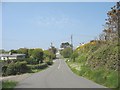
[31,66,48,73]
[0,60,4,63]
[2,80,18,89]
[67,61,119,88]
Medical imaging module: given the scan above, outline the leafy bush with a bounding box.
[38,63,48,69]
[71,51,78,62]
[32,48,44,63]
[2,65,7,76]
[61,47,72,58]
[45,60,53,65]
[24,58,38,65]
[2,80,17,89]
[44,50,56,60]
[3,61,30,76]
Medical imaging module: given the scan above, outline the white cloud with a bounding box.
[36,15,72,27]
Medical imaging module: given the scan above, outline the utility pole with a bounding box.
[50,42,53,48]
[71,35,73,52]
[117,2,120,39]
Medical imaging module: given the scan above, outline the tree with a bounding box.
[17,48,28,58]
[10,49,18,53]
[28,49,34,58]
[0,49,8,54]
[61,47,72,58]
[60,42,72,49]
[44,50,55,60]
[71,51,79,62]
[32,48,44,63]
[49,46,57,55]
[101,2,120,42]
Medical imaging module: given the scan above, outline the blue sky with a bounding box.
[2,2,115,50]
[0,3,2,50]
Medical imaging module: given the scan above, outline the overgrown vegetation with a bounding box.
[2,80,18,89]
[2,61,30,76]
[60,42,73,58]
[64,2,120,89]
[2,46,57,76]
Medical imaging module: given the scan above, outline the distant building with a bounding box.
[0,53,26,60]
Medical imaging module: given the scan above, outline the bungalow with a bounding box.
[0,53,25,60]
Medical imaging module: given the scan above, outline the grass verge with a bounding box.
[31,66,48,73]
[2,80,18,89]
[66,61,119,89]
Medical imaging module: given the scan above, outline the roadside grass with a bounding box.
[1,62,54,89]
[2,80,18,89]
[0,60,3,62]
[1,65,50,89]
[67,61,119,88]
[31,66,49,73]
[28,62,53,73]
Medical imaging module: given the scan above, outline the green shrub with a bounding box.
[27,65,36,69]
[44,59,53,65]
[105,71,119,88]
[2,65,7,76]
[44,50,56,60]
[46,61,53,65]
[28,63,48,70]
[61,47,72,58]
[38,63,48,69]
[5,63,16,75]
[71,51,78,62]
[24,58,38,65]
[2,80,17,89]
[3,61,30,76]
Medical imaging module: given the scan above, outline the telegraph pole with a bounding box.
[50,42,53,48]
[71,35,73,52]
[117,2,120,39]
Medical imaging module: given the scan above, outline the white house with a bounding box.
[0,53,26,60]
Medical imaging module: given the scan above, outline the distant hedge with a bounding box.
[28,63,48,70]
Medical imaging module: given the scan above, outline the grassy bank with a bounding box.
[67,61,119,88]
[65,40,119,89]
[2,80,18,89]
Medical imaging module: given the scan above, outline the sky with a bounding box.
[2,2,116,50]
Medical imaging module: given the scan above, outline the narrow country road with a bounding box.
[15,59,106,88]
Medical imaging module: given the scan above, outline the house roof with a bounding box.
[0,54,26,57]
